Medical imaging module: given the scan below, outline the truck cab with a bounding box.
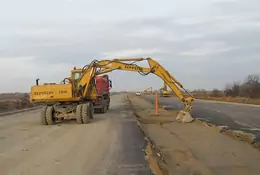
[70,68,112,113]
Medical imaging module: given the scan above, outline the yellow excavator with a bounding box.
[159,82,171,97]
[30,57,194,125]
[144,87,152,94]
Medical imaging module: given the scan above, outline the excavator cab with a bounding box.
[71,69,83,83]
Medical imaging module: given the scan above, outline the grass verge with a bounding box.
[195,96,260,105]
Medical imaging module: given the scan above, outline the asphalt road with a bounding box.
[143,95,260,141]
[0,94,152,175]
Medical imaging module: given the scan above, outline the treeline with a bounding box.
[193,74,260,99]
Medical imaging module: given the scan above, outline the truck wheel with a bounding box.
[82,103,91,124]
[41,106,48,125]
[88,103,94,120]
[76,104,83,124]
[94,108,99,114]
[46,106,55,125]
[101,105,107,113]
[107,99,110,110]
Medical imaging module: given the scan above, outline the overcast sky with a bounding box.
[0,0,259,92]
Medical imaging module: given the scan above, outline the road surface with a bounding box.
[143,95,260,141]
[0,94,152,175]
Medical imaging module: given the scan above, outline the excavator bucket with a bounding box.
[176,110,194,123]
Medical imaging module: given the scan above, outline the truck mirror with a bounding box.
[109,80,112,88]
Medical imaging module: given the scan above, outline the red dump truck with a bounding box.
[93,74,112,113]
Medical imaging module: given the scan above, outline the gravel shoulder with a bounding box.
[128,94,260,175]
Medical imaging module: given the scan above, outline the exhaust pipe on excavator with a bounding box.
[36,79,39,86]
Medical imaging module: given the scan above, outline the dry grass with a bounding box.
[0,93,34,113]
[149,91,260,105]
[195,96,260,105]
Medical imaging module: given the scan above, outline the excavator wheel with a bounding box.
[94,108,100,114]
[106,101,110,110]
[41,106,48,125]
[81,103,91,124]
[76,104,83,124]
[100,105,107,113]
[46,106,55,125]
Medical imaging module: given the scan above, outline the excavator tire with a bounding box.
[106,102,110,110]
[82,103,91,124]
[88,102,94,120]
[76,104,83,124]
[100,105,107,113]
[46,106,55,125]
[94,108,99,114]
[41,105,48,125]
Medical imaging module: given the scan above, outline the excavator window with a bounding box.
[74,72,82,80]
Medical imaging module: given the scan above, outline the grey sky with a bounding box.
[0,0,259,92]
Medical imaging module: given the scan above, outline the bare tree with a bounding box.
[211,89,222,97]
[242,74,260,98]
[224,82,240,97]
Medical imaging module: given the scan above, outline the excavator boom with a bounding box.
[78,57,194,112]
[30,57,194,125]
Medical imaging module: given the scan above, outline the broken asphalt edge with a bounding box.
[140,95,260,151]
[126,94,168,175]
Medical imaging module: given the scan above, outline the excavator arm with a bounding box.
[78,57,194,112]
[76,61,98,99]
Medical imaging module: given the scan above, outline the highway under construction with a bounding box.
[1,93,260,175]
[0,58,260,175]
